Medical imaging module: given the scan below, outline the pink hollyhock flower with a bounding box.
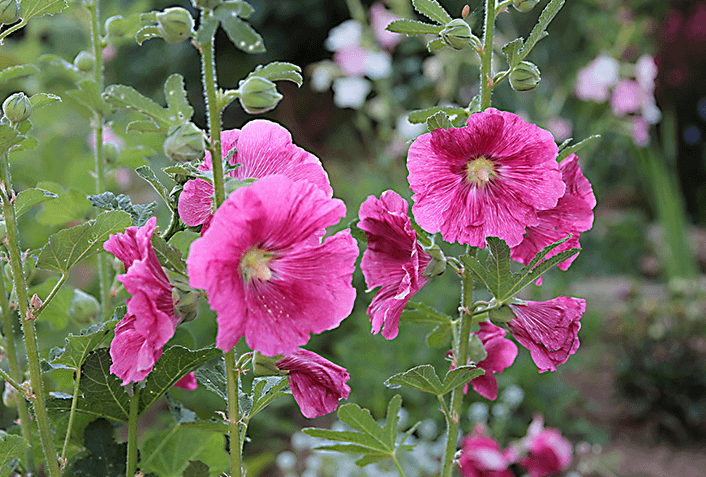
[611,80,644,117]
[358,190,432,339]
[407,108,565,248]
[632,117,650,147]
[187,175,358,356]
[370,3,402,50]
[510,154,595,277]
[468,322,518,400]
[459,426,515,477]
[276,348,351,419]
[178,120,332,231]
[518,415,573,477]
[506,297,585,373]
[575,54,620,103]
[334,45,369,77]
[104,217,178,385]
[174,372,198,390]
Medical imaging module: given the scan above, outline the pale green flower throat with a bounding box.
[241,248,273,282]
[466,156,496,186]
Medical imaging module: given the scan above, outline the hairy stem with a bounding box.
[225,349,242,476]
[126,386,140,477]
[479,0,496,110]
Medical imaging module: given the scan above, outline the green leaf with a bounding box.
[516,0,565,65]
[215,1,254,19]
[36,210,132,274]
[14,187,58,218]
[557,134,600,161]
[167,396,228,433]
[248,376,290,419]
[65,79,104,114]
[141,426,229,477]
[51,311,120,369]
[408,106,467,124]
[0,124,23,156]
[138,346,221,415]
[0,64,39,85]
[135,25,161,46]
[30,276,73,329]
[248,62,302,86]
[384,364,443,395]
[134,165,172,206]
[461,237,512,300]
[502,38,523,66]
[88,191,157,227]
[386,19,443,35]
[103,84,174,130]
[195,16,219,44]
[34,183,92,226]
[67,418,126,477]
[426,323,453,347]
[164,74,194,123]
[504,244,580,299]
[193,360,227,401]
[440,365,484,395]
[400,301,454,325]
[126,119,161,133]
[411,0,452,25]
[20,0,68,20]
[426,37,444,51]
[0,434,29,472]
[29,92,61,110]
[37,54,82,82]
[182,461,210,477]
[152,233,187,274]
[215,10,265,53]
[426,110,453,131]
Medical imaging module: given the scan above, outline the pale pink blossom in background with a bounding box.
[545,117,572,143]
[574,54,620,102]
[518,415,573,477]
[611,80,644,116]
[89,124,123,152]
[102,44,117,62]
[370,3,402,50]
[636,54,658,93]
[632,117,650,146]
[458,426,515,477]
[174,372,198,390]
[332,77,372,109]
[334,45,369,77]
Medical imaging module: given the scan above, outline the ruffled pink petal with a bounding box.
[459,430,515,477]
[178,179,214,227]
[174,372,198,390]
[519,416,573,477]
[276,349,351,419]
[469,322,518,400]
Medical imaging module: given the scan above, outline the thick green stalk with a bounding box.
[440,269,474,477]
[1,153,61,477]
[225,349,242,476]
[126,387,140,477]
[0,262,34,470]
[479,0,496,110]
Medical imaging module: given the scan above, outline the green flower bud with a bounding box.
[252,351,287,377]
[509,61,541,92]
[2,92,31,123]
[171,276,200,323]
[512,0,540,13]
[488,305,516,324]
[467,333,488,364]
[70,289,100,324]
[440,18,474,50]
[423,244,446,278]
[0,0,20,25]
[105,15,128,38]
[190,0,221,10]
[156,7,195,44]
[237,76,283,114]
[163,122,205,163]
[74,51,95,72]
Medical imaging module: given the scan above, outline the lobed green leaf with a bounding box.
[20,0,68,20]
[0,124,24,156]
[408,105,467,124]
[440,365,484,395]
[141,426,229,477]
[0,64,40,85]
[51,311,120,369]
[411,0,452,25]
[0,434,29,473]
[400,301,454,325]
[103,84,175,130]
[29,92,61,109]
[384,364,444,395]
[88,191,157,227]
[248,62,303,86]
[426,110,453,131]
[152,233,187,274]
[248,376,290,419]
[215,9,265,53]
[164,74,194,122]
[182,461,210,477]
[193,360,227,401]
[14,187,58,218]
[66,419,127,477]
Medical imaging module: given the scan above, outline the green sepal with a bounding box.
[386,19,443,35]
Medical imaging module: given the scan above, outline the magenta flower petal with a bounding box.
[187,175,358,356]
[507,297,585,373]
[276,349,351,419]
[459,428,514,477]
[178,179,214,227]
[174,372,198,390]
[407,109,565,247]
[519,416,573,477]
[470,322,518,400]
[358,190,432,339]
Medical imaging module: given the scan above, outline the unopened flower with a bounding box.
[407,108,565,247]
[174,372,198,390]
[458,426,515,477]
[104,217,178,385]
[0,0,19,25]
[156,7,194,44]
[518,415,573,477]
[358,190,432,339]
[187,176,358,356]
[2,92,31,123]
[276,349,351,418]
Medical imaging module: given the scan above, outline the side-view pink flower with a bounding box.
[458,426,515,477]
[276,348,351,419]
[468,322,518,400]
[178,119,332,231]
[407,108,565,248]
[104,217,178,385]
[518,415,573,477]
[358,190,431,339]
[187,175,358,356]
[505,297,585,373]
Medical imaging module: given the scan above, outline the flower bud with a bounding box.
[2,92,31,123]
[488,305,516,324]
[512,0,540,13]
[190,0,221,10]
[105,15,128,37]
[423,244,447,278]
[74,51,95,72]
[163,122,205,163]
[440,18,474,50]
[171,279,200,323]
[237,76,283,114]
[253,351,287,377]
[467,333,488,364]
[70,289,99,324]
[156,7,195,44]
[509,61,541,92]
[0,0,20,25]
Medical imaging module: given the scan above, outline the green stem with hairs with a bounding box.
[60,366,82,462]
[479,0,496,110]
[126,386,140,477]
[225,349,242,476]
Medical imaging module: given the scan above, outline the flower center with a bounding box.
[466,156,495,186]
[240,248,273,282]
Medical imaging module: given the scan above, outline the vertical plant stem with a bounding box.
[60,366,82,461]
[225,349,242,477]
[0,262,34,470]
[440,269,474,477]
[126,386,140,477]
[479,0,496,110]
[0,152,61,477]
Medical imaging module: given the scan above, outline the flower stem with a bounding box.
[0,152,61,477]
[225,349,242,476]
[126,386,140,477]
[440,268,474,477]
[479,0,496,110]
[34,273,67,318]
[60,366,82,462]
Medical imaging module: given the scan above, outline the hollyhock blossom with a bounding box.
[632,117,650,147]
[611,80,644,116]
[458,426,514,477]
[407,108,565,248]
[104,217,178,385]
[574,54,619,102]
[178,120,332,230]
[506,297,585,373]
[370,3,402,50]
[510,154,596,276]
[468,322,518,400]
[518,415,573,477]
[174,372,198,390]
[358,190,432,339]
[276,349,351,419]
[187,175,358,356]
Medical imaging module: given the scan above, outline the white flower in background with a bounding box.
[363,50,393,79]
[333,77,372,109]
[325,20,361,51]
[310,60,338,92]
[396,114,426,140]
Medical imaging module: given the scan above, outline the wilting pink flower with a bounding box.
[518,415,573,477]
[459,426,515,477]
[174,372,198,390]
[276,348,351,418]
[510,154,595,276]
[178,120,332,231]
[104,217,178,385]
[358,190,431,339]
[468,322,518,400]
[575,54,620,102]
[370,3,402,50]
[506,297,585,373]
[187,175,358,356]
[407,108,565,248]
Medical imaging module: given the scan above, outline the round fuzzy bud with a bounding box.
[190,0,221,10]
[2,92,31,123]
[105,15,128,37]
[509,61,541,92]
[74,51,95,72]
[0,0,20,25]
[440,18,474,50]
[237,76,283,114]
[512,0,540,13]
[156,7,195,44]
[163,122,205,163]
[70,289,100,324]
